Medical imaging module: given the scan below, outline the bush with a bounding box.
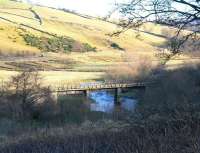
[105,55,153,82]
[161,28,200,55]
[1,117,200,153]
[110,42,124,50]
[83,43,96,52]
[137,64,200,120]
[22,33,96,53]
[0,70,57,120]
[23,34,40,47]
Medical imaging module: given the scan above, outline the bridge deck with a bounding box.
[53,82,148,92]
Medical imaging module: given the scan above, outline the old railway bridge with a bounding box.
[52,82,151,104]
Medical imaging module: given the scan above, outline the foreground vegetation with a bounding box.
[0,64,200,152]
[1,118,199,153]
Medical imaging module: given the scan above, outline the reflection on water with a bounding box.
[57,89,139,123]
[89,91,137,113]
[90,91,114,112]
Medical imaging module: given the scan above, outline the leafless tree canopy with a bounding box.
[115,0,200,53]
[0,70,55,119]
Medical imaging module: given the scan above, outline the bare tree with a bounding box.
[5,70,55,119]
[112,0,200,54]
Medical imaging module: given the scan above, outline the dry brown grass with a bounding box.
[1,117,200,153]
[105,55,153,82]
[0,70,104,86]
[0,0,168,57]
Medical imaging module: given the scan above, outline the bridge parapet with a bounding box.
[51,81,150,92]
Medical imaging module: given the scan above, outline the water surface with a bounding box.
[89,90,137,113]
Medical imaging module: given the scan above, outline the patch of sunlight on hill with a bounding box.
[0,22,40,56]
[0,8,36,19]
[0,11,40,26]
[0,70,104,85]
[0,38,39,56]
[33,6,117,32]
[41,10,163,52]
[0,0,168,57]
[0,70,18,81]
[40,71,104,85]
[140,23,179,39]
[0,0,29,9]
[32,5,166,52]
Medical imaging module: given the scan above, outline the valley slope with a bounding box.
[0,0,191,85]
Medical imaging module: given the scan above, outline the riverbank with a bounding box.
[1,63,200,152]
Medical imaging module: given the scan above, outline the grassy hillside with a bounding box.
[0,0,167,55]
[0,0,179,84]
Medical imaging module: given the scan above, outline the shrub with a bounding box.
[110,42,124,50]
[161,28,200,55]
[0,70,57,120]
[83,43,96,52]
[136,64,200,120]
[1,118,200,153]
[155,50,172,65]
[105,55,153,82]
[23,34,40,47]
[22,33,96,53]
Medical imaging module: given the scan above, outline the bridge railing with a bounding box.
[52,81,151,92]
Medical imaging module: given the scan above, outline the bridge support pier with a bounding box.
[114,88,121,105]
[83,90,90,98]
[52,92,58,102]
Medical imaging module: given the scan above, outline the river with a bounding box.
[89,90,137,113]
[57,89,140,123]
